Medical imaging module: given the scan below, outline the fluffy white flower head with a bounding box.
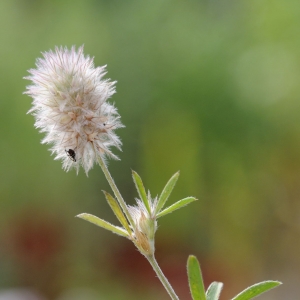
[25,46,123,174]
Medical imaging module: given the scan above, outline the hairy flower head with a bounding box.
[24,46,123,174]
[128,197,158,255]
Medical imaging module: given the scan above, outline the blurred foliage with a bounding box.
[0,0,300,299]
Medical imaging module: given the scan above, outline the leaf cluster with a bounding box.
[187,255,281,300]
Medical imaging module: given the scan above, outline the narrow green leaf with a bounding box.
[206,282,223,300]
[187,255,206,300]
[155,171,180,214]
[231,280,282,300]
[76,213,129,238]
[157,197,197,218]
[103,191,132,235]
[132,170,151,214]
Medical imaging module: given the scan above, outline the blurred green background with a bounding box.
[0,0,299,299]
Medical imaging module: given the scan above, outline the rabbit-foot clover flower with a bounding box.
[24,45,123,174]
[128,171,197,256]
[128,197,158,256]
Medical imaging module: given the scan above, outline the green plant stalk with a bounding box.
[96,153,178,299]
[96,154,135,230]
[147,254,180,300]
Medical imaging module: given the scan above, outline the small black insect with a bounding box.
[65,149,76,162]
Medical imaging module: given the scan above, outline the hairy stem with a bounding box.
[96,152,177,299]
[96,154,135,229]
[147,254,180,300]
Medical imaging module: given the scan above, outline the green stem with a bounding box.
[96,154,135,229]
[147,254,180,300]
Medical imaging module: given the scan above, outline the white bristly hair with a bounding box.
[24,46,123,174]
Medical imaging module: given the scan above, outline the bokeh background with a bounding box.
[0,0,299,299]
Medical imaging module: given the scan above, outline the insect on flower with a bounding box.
[65,149,76,162]
[24,45,124,174]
